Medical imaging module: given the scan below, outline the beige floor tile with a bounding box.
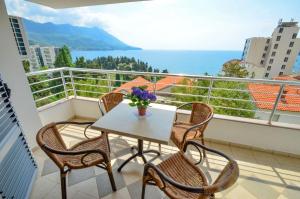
[102,187,131,199]
[69,178,99,198]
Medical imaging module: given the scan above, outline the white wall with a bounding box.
[0,0,43,147]
[205,116,300,156]
[38,99,75,124]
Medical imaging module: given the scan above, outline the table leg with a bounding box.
[117,139,160,172]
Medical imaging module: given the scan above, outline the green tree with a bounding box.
[75,56,86,68]
[222,59,248,78]
[162,69,169,73]
[22,60,30,73]
[54,45,73,67]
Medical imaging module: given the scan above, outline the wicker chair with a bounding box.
[99,92,124,115]
[171,102,213,159]
[36,121,116,199]
[142,139,239,199]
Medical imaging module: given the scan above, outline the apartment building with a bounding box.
[29,45,59,70]
[8,15,30,61]
[242,19,300,79]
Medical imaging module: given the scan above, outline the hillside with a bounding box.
[23,19,141,51]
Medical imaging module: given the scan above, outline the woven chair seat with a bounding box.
[148,152,209,199]
[59,135,109,169]
[171,122,199,149]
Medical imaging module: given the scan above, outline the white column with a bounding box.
[0,0,42,147]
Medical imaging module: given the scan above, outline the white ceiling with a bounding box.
[27,0,148,9]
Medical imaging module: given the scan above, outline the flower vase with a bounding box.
[138,107,147,116]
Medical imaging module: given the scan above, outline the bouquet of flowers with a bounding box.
[128,86,157,116]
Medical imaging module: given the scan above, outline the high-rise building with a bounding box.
[29,45,60,70]
[242,19,300,79]
[40,46,60,67]
[8,15,30,61]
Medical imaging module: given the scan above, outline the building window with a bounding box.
[262,53,266,58]
[281,65,286,70]
[287,49,291,55]
[276,36,281,41]
[289,42,294,47]
[260,60,264,64]
[279,27,284,33]
[279,72,283,76]
[292,33,297,39]
[266,39,270,43]
[271,51,276,56]
[284,57,288,62]
[274,44,278,49]
[269,59,273,64]
[264,46,268,51]
[265,73,269,78]
[267,66,271,71]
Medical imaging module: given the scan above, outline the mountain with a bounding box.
[23,18,141,51]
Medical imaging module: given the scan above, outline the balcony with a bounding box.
[24,67,300,198]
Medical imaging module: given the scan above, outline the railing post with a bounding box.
[107,73,113,92]
[268,83,285,124]
[69,69,76,98]
[153,76,157,95]
[207,77,214,104]
[60,69,68,98]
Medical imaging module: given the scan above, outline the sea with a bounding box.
[71,50,242,76]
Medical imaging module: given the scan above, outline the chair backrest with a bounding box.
[190,103,213,125]
[100,92,124,113]
[204,160,239,194]
[36,123,67,168]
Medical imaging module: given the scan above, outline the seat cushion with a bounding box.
[59,134,109,169]
[148,152,209,199]
[171,123,199,149]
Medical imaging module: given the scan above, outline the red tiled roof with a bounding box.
[248,78,300,112]
[113,76,184,93]
[113,76,153,93]
[155,76,184,91]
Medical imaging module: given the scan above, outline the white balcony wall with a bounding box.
[38,97,300,156]
[0,0,42,147]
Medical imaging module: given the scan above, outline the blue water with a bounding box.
[71,50,242,76]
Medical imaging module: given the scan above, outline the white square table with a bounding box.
[92,100,176,172]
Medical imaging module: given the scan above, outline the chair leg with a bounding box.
[60,170,67,199]
[201,137,206,158]
[141,180,147,199]
[107,163,117,191]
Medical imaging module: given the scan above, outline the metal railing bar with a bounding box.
[35,91,66,102]
[75,90,107,94]
[32,84,64,94]
[26,67,300,86]
[74,83,109,88]
[156,91,208,98]
[29,77,63,86]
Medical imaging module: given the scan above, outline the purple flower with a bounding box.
[148,93,157,101]
[132,87,142,97]
[140,90,149,100]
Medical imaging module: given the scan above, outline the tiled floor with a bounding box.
[30,121,300,199]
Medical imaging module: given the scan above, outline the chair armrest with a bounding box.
[182,113,214,142]
[55,121,96,139]
[183,139,231,161]
[144,163,205,193]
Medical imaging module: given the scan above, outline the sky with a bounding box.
[4,0,300,50]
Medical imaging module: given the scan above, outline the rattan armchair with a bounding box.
[36,121,116,199]
[142,139,239,199]
[99,92,124,115]
[171,102,213,159]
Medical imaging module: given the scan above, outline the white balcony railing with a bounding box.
[26,67,300,127]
